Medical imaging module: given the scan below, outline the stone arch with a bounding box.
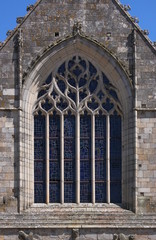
[19,35,134,211]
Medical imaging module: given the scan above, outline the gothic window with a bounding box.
[34,56,122,204]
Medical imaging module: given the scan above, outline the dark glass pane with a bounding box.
[34,115,45,137]
[49,139,60,160]
[95,161,106,181]
[80,182,91,203]
[34,183,46,203]
[95,139,106,160]
[109,89,118,101]
[41,99,53,112]
[89,80,98,93]
[80,139,91,160]
[95,116,106,137]
[34,115,46,203]
[68,76,76,87]
[64,161,74,181]
[34,161,45,181]
[68,90,76,103]
[97,90,105,100]
[50,161,60,181]
[89,62,97,76]
[73,65,82,77]
[110,114,122,203]
[45,73,52,84]
[80,161,91,181]
[79,90,87,102]
[95,183,106,203]
[64,139,75,159]
[110,182,121,203]
[64,115,75,203]
[80,115,91,203]
[56,98,68,111]
[49,115,60,203]
[68,58,75,70]
[64,183,75,203]
[57,80,66,93]
[102,98,114,112]
[95,116,106,203]
[79,77,87,88]
[50,183,60,203]
[38,89,46,98]
[64,116,75,137]
[34,139,45,160]
[102,72,110,86]
[49,115,60,137]
[88,98,99,110]
[80,115,91,138]
[58,62,65,77]
[79,59,86,70]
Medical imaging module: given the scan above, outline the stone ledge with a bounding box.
[0,212,156,229]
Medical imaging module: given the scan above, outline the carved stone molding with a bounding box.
[113,233,135,240]
[72,229,79,240]
[18,231,41,240]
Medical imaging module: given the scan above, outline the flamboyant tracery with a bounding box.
[34,56,122,204]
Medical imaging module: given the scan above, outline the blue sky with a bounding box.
[0,0,155,42]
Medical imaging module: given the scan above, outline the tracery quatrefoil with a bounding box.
[34,56,121,115]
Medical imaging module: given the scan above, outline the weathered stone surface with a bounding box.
[0,0,155,239]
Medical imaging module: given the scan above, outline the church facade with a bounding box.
[0,0,156,239]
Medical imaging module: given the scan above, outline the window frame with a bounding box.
[33,56,122,204]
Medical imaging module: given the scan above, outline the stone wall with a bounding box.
[0,0,156,238]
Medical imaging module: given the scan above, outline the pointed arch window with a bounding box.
[34,56,122,204]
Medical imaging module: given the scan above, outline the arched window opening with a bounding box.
[34,56,122,204]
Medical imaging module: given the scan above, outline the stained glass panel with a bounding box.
[49,115,60,203]
[50,183,60,203]
[64,161,74,181]
[34,56,122,204]
[34,161,45,182]
[49,115,60,137]
[34,115,46,203]
[50,139,60,160]
[34,139,45,160]
[80,161,91,181]
[80,115,91,137]
[80,182,91,203]
[64,115,75,203]
[64,183,75,203]
[95,183,106,203]
[95,161,106,181]
[50,161,60,181]
[80,115,91,203]
[95,116,106,203]
[34,183,46,203]
[110,114,122,203]
[34,115,45,137]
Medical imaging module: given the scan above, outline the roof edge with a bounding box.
[0,0,42,51]
[113,0,156,53]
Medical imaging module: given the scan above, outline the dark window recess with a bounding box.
[55,32,59,37]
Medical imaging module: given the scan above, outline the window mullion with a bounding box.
[91,114,95,204]
[106,115,110,204]
[46,114,49,204]
[76,112,80,204]
[60,114,64,204]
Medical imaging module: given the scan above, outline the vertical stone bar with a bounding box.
[46,114,49,204]
[91,114,95,204]
[76,113,80,204]
[60,114,64,204]
[106,115,110,204]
